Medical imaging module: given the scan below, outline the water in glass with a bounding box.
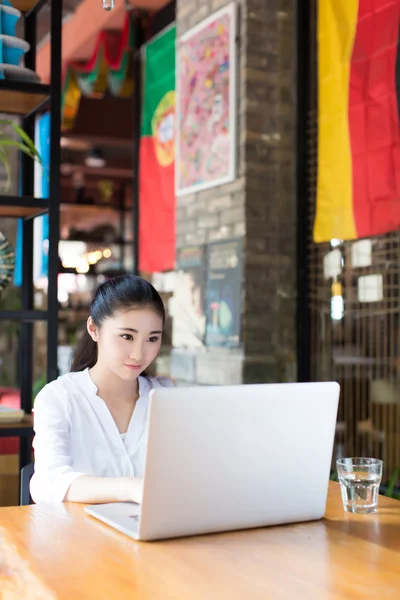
[338,470,381,513]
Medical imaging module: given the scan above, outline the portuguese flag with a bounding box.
[139,25,176,273]
[314,0,400,242]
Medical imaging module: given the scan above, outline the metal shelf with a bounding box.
[0,310,48,321]
[60,237,131,245]
[11,0,47,15]
[0,196,48,219]
[0,415,34,438]
[60,202,130,213]
[0,81,50,117]
[1,0,63,478]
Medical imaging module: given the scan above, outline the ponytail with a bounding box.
[71,329,97,372]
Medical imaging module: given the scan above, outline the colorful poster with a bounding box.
[176,3,236,196]
[139,25,176,273]
[171,246,206,348]
[314,0,400,242]
[205,239,242,348]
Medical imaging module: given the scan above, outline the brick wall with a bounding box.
[172,0,297,385]
[243,0,297,383]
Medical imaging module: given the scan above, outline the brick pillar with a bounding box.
[172,0,297,385]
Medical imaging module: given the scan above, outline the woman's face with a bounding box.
[88,307,163,381]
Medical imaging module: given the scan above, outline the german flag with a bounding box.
[314,0,400,243]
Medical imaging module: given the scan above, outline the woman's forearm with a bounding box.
[64,475,143,504]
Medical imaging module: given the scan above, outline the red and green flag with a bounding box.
[314,0,400,242]
[139,25,176,273]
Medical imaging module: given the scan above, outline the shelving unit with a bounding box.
[0,415,34,436]
[60,202,127,219]
[11,0,45,11]
[0,196,48,219]
[0,81,50,116]
[59,181,132,274]
[0,0,62,475]
[0,310,48,321]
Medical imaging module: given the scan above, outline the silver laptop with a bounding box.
[85,381,340,541]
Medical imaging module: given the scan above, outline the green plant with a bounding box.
[385,467,400,500]
[330,471,339,482]
[0,119,43,191]
[0,285,21,325]
[33,374,47,403]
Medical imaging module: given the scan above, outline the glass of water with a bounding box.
[336,458,383,514]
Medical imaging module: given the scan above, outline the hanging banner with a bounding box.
[314,0,400,243]
[61,14,134,131]
[138,25,176,273]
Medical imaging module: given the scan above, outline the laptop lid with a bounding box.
[138,381,340,541]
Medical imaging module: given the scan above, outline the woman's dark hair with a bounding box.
[71,275,165,372]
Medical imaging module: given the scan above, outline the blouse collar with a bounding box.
[83,367,146,398]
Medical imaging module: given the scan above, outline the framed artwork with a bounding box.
[172,245,207,348]
[176,3,237,195]
[205,238,242,348]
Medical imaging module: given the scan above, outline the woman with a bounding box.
[30,275,173,504]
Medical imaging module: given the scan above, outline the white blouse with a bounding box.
[30,368,173,504]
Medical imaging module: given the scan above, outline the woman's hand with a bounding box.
[128,477,144,504]
[64,475,144,505]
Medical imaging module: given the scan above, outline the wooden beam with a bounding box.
[61,165,133,179]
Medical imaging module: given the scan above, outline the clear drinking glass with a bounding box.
[337,458,383,514]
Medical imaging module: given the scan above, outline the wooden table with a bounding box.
[0,483,399,599]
